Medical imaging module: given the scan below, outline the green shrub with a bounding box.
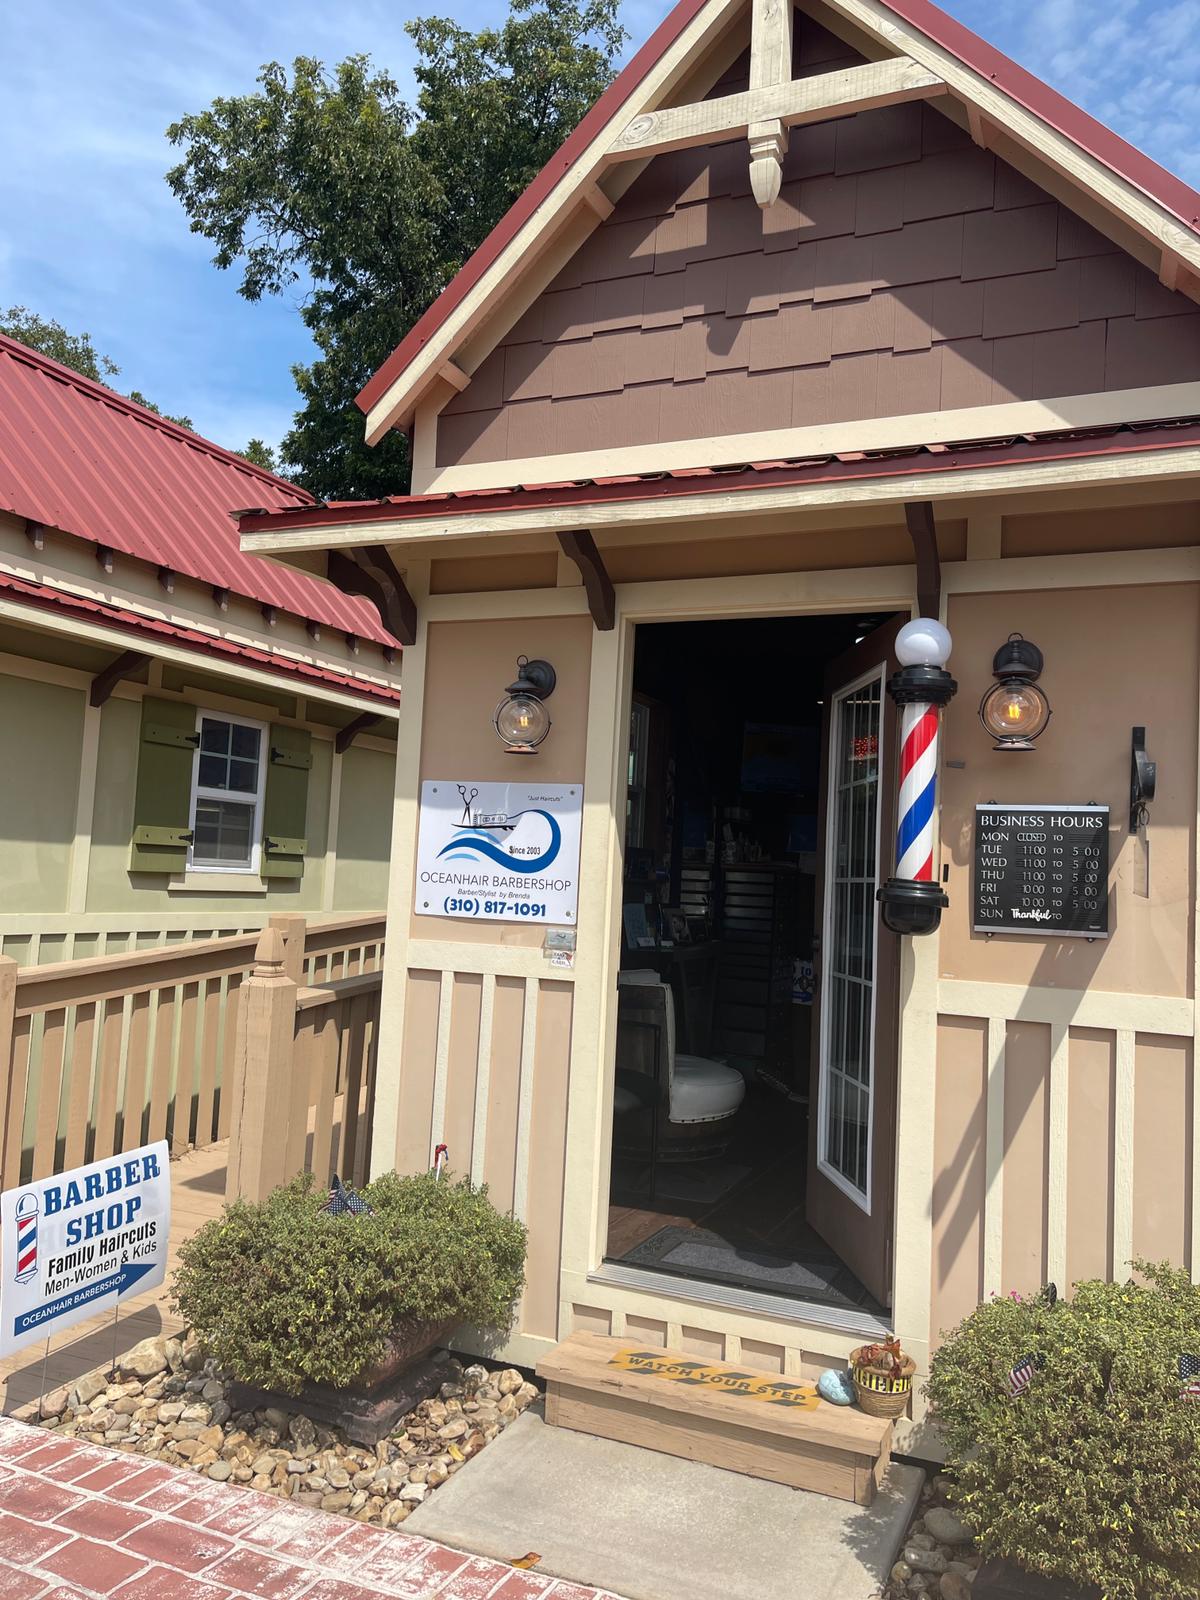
[925,1263,1200,1600]
[173,1170,526,1395]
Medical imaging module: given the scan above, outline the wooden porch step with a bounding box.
[536,1332,892,1506]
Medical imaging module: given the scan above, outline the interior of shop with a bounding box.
[606,612,896,1316]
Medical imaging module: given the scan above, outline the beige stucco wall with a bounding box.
[385,611,592,1348]
[930,580,1199,1344]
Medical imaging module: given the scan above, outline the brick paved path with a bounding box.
[0,1417,620,1600]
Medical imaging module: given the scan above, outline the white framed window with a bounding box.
[187,710,268,875]
[817,666,885,1213]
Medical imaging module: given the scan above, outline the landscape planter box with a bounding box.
[228,1321,460,1446]
[974,1559,1101,1600]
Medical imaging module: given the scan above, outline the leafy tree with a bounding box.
[165,0,625,501]
[128,390,195,431]
[0,306,120,383]
[237,438,282,473]
[2,306,193,428]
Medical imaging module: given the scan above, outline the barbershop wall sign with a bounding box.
[973,804,1110,938]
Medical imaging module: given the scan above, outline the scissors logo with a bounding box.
[457,785,479,826]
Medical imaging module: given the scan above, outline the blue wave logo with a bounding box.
[437,808,561,873]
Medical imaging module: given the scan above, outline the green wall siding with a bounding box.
[1,666,392,921]
[0,674,84,912]
[333,745,394,910]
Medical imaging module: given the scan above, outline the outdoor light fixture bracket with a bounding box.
[1130,726,1157,833]
[506,657,556,699]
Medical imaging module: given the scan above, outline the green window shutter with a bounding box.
[130,697,199,874]
[261,724,311,879]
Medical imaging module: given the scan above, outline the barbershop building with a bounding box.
[242,0,1200,1455]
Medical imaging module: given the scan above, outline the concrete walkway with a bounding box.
[407,1407,924,1600]
[0,1414,623,1599]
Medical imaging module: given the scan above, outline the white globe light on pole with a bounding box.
[894,617,953,669]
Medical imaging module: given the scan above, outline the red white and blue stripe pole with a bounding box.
[878,619,957,936]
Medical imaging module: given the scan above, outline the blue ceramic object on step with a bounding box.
[818,1368,856,1406]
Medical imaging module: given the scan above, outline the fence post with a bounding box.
[269,913,307,987]
[0,956,17,1188]
[226,929,298,1204]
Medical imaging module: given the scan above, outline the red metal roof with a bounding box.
[0,570,400,707]
[358,0,1200,421]
[240,418,1200,538]
[0,334,396,646]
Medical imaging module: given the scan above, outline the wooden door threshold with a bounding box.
[538,1332,892,1506]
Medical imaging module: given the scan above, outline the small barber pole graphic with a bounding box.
[14,1193,38,1284]
[1180,1354,1200,1400]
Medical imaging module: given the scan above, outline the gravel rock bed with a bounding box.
[880,1470,982,1600]
[24,1329,538,1530]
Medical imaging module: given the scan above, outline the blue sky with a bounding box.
[0,0,1196,456]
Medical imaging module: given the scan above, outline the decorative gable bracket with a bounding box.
[604,20,946,209]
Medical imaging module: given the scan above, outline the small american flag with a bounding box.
[1008,1352,1044,1398]
[1180,1354,1200,1400]
[321,1174,372,1217]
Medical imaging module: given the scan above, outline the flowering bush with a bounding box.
[173,1171,526,1394]
[925,1262,1200,1600]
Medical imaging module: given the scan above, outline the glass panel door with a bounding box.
[818,669,884,1210]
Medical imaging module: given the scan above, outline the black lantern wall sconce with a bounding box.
[979,633,1052,751]
[493,656,556,753]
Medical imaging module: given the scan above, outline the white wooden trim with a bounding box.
[67,702,101,915]
[0,651,88,690]
[403,939,575,980]
[417,384,1200,497]
[246,443,1200,560]
[424,589,591,623]
[3,548,397,698]
[1046,1020,1069,1291]
[983,1016,1006,1298]
[559,620,630,1279]
[937,978,1193,1035]
[323,749,343,912]
[470,972,495,1185]
[606,55,942,163]
[1112,1028,1136,1276]
[892,928,939,1348]
[512,976,540,1222]
[946,547,1200,593]
[430,969,454,1163]
[0,592,398,715]
[368,560,432,1178]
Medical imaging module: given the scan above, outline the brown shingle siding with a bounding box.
[437,71,1200,469]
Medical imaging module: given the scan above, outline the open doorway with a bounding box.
[605,612,904,1320]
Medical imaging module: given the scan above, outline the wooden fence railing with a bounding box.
[0,913,385,1188]
[226,928,382,1202]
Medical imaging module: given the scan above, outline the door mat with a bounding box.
[620,1226,883,1313]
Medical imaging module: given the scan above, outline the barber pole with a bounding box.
[14,1193,38,1284]
[895,702,940,882]
[878,619,958,936]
